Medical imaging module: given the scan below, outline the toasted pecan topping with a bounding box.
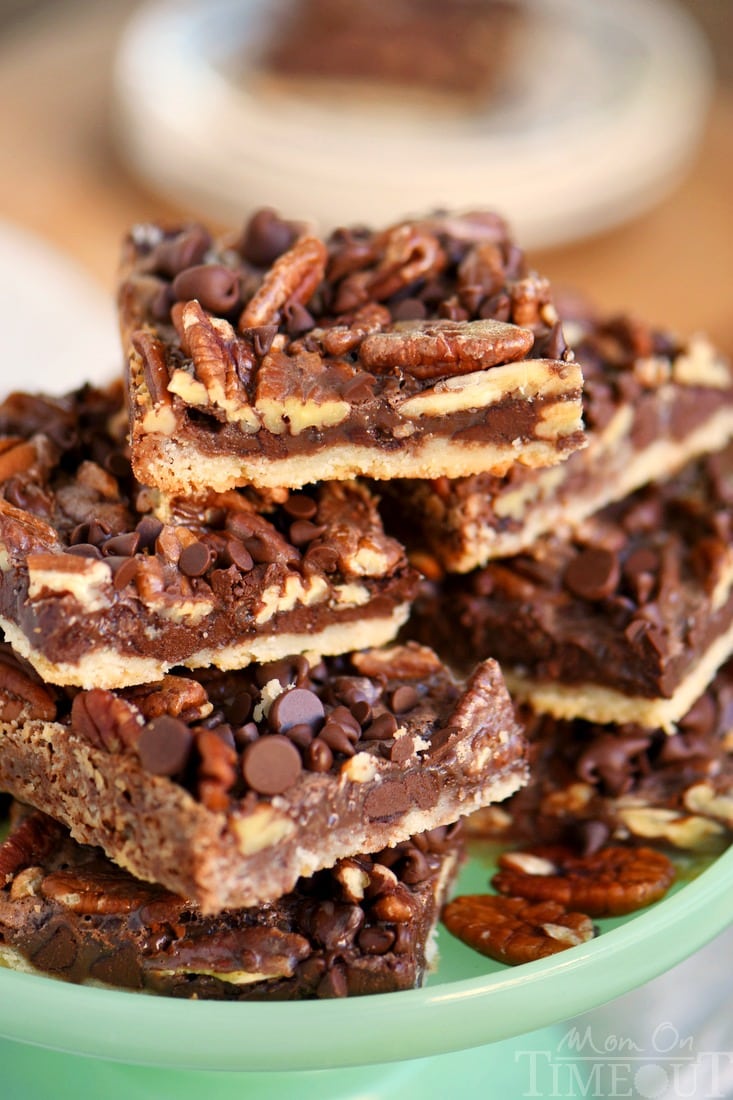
[443,894,596,965]
[492,844,675,917]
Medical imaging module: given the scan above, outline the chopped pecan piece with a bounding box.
[126,675,212,722]
[0,812,63,886]
[492,844,675,917]
[442,894,596,964]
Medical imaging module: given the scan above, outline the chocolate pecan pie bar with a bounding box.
[469,661,733,853]
[262,0,521,104]
[417,450,733,730]
[0,384,417,689]
[0,809,462,999]
[119,209,585,492]
[386,311,733,571]
[0,643,527,912]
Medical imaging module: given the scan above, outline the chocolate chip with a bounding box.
[311,900,364,950]
[316,964,348,999]
[223,537,254,572]
[319,714,358,757]
[242,734,302,795]
[358,926,396,954]
[305,737,333,772]
[563,547,620,601]
[389,685,419,714]
[87,520,111,547]
[283,494,318,521]
[239,208,296,267]
[364,781,410,819]
[289,520,327,546]
[171,264,240,313]
[228,691,254,725]
[405,772,440,809]
[269,688,325,735]
[390,734,416,765]
[304,545,340,573]
[283,301,315,336]
[109,556,140,590]
[30,924,78,974]
[136,516,164,550]
[350,699,372,725]
[151,225,212,278]
[255,659,297,688]
[104,451,132,479]
[479,291,511,322]
[286,723,316,749]
[243,324,278,358]
[362,713,398,741]
[103,532,140,558]
[395,846,431,884]
[179,540,213,577]
[65,543,102,559]
[233,721,260,748]
[678,692,716,737]
[137,716,193,776]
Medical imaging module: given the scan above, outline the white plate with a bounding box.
[0,222,117,393]
[114,0,712,247]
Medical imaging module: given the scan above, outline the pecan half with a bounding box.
[493,844,675,917]
[239,234,327,329]
[175,301,256,415]
[0,652,57,722]
[0,437,40,481]
[71,689,142,753]
[442,894,596,965]
[358,319,534,380]
[41,865,169,915]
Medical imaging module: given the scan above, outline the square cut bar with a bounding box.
[417,450,733,731]
[0,384,417,689]
[469,661,733,853]
[0,808,462,999]
[384,311,733,572]
[0,643,527,912]
[118,209,585,492]
[262,0,521,104]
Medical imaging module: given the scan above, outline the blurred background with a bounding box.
[0,0,730,349]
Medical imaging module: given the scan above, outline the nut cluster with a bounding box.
[126,208,571,405]
[63,649,444,806]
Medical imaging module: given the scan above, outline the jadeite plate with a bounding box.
[1,840,731,1073]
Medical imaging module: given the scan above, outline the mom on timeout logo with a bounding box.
[515,1021,733,1098]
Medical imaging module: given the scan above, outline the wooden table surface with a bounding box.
[1,0,731,349]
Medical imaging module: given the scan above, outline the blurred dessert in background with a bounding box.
[260,0,523,109]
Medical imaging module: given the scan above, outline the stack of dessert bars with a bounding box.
[1,207,731,995]
[0,208,592,997]
[398,293,733,855]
